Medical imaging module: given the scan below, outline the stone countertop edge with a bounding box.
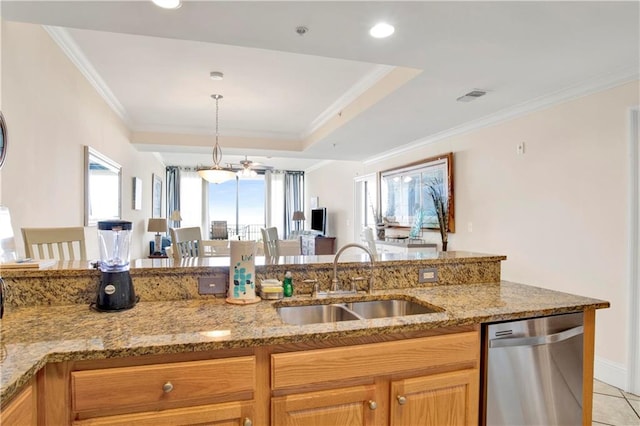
[0,280,609,403]
[0,251,507,278]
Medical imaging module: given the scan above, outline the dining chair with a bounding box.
[261,227,279,257]
[21,227,87,261]
[210,221,229,240]
[277,239,301,256]
[200,239,230,257]
[169,227,202,259]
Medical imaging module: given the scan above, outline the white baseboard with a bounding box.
[595,356,628,391]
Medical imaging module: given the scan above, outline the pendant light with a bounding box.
[197,94,236,184]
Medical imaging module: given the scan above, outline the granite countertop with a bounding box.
[0,280,608,402]
[0,251,507,277]
[377,238,438,248]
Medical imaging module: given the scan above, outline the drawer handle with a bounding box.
[162,382,174,393]
[397,395,407,405]
[368,400,378,410]
[243,418,253,426]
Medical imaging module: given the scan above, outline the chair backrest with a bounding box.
[200,239,230,257]
[277,239,301,256]
[0,206,17,263]
[21,227,87,261]
[261,227,279,257]
[210,221,229,240]
[169,227,202,259]
[360,227,378,256]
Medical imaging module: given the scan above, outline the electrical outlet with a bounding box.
[198,273,228,296]
[418,268,438,283]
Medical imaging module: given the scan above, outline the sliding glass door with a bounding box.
[208,175,265,240]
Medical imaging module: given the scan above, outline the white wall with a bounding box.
[0,21,165,260]
[306,160,364,245]
[307,80,640,385]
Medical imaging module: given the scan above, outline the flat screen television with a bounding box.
[310,207,327,236]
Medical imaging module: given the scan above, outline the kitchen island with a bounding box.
[0,251,608,425]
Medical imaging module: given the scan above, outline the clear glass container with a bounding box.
[97,220,132,272]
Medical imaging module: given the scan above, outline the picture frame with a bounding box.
[132,177,142,210]
[379,152,455,232]
[0,111,7,170]
[152,174,162,218]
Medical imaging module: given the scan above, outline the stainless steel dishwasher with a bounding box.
[484,312,584,425]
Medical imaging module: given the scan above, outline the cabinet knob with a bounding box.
[368,400,378,410]
[162,382,174,393]
[243,418,253,426]
[397,395,407,405]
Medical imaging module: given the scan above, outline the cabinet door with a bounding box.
[272,384,379,426]
[73,400,254,426]
[0,382,36,426]
[390,369,479,426]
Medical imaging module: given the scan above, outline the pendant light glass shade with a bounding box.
[197,94,236,184]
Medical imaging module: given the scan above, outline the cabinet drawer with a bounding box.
[72,356,255,415]
[272,332,478,390]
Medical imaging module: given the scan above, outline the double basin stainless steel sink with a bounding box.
[277,299,442,325]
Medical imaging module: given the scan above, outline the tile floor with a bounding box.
[593,380,640,425]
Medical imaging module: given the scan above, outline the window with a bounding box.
[209,175,265,240]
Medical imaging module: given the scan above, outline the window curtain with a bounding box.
[179,169,203,232]
[166,166,180,229]
[284,171,305,239]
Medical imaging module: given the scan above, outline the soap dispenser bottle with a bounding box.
[283,271,293,297]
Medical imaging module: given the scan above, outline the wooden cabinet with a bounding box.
[271,330,480,426]
[300,235,336,255]
[31,328,479,426]
[0,379,37,426]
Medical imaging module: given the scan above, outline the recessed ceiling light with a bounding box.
[210,71,224,81]
[151,0,182,10]
[369,22,395,38]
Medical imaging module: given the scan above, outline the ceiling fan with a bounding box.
[232,156,273,177]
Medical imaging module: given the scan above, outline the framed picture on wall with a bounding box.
[152,174,162,218]
[132,177,142,210]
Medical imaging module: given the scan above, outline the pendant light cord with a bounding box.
[212,94,223,168]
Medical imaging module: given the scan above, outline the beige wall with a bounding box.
[306,160,364,245]
[307,81,640,379]
[1,21,165,259]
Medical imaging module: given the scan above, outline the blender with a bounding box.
[95,220,137,311]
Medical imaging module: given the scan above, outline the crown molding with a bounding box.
[364,66,640,165]
[303,64,395,139]
[304,159,334,173]
[43,26,130,126]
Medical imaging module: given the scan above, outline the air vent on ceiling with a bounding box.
[456,90,487,102]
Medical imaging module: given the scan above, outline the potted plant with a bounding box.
[424,177,450,251]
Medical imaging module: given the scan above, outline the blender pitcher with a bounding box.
[95,220,137,311]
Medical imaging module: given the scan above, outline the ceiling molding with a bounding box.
[364,67,640,166]
[303,64,395,139]
[304,159,335,173]
[43,26,130,126]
